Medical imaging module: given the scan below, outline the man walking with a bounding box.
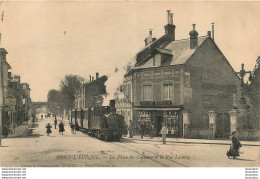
[128,120,133,138]
[54,116,57,129]
[140,121,145,139]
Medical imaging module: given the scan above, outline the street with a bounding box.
[0,117,259,167]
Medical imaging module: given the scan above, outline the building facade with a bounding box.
[73,73,107,127]
[116,11,240,139]
[1,48,32,129]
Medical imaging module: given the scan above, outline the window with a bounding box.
[163,84,172,100]
[143,85,152,101]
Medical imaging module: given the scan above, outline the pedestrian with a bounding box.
[161,123,167,144]
[59,121,65,135]
[227,131,242,159]
[149,123,154,139]
[32,117,35,125]
[128,120,133,138]
[46,123,52,136]
[2,125,9,137]
[70,123,75,134]
[54,117,57,129]
[139,121,145,139]
[75,122,80,134]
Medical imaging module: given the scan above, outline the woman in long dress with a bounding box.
[227,131,242,159]
[46,123,52,136]
[59,122,65,135]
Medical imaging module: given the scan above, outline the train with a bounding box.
[71,100,127,141]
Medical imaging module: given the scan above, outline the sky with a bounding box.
[0,1,260,102]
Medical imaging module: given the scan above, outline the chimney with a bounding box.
[149,29,152,39]
[167,10,171,24]
[164,10,176,42]
[96,72,99,80]
[14,75,21,83]
[211,22,215,41]
[144,29,154,46]
[89,75,92,81]
[189,24,199,49]
[207,31,211,38]
[109,100,116,114]
[170,13,173,25]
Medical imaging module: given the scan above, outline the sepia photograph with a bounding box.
[0,1,259,173]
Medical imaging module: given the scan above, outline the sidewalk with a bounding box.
[2,121,32,138]
[127,135,260,146]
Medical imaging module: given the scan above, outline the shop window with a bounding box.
[163,111,179,137]
[143,85,152,101]
[163,84,172,100]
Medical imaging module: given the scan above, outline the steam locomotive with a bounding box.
[71,100,127,141]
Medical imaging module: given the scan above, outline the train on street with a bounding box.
[71,100,127,141]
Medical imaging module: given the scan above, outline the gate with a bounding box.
[215,113,230,139]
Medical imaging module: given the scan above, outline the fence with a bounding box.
[184,124,214,139]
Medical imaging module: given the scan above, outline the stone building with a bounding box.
[73,73,107,128]
[0,48,11,127]
[116,11,240,139]
[1,48,32,128]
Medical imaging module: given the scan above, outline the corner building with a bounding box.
[117,12,240,139]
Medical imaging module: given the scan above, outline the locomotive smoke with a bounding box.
[103,54,136,106]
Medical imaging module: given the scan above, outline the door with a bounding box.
[156,116,163,137]
[215,113,230,139]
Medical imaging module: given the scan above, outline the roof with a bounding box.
[134,36,209,69]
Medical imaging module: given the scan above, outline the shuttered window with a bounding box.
[143,85,152,101]
[163,84,173,100]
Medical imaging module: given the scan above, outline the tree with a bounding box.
[60,75,85,111]
[47,89,63,116]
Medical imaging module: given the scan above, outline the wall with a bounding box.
[186,38,240,125]
[132,66,183,106]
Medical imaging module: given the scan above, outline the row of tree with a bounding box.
[47,75,84,117]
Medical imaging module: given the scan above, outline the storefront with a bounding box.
[134,107,183,137]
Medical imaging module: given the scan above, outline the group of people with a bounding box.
[46,116,65,136]
[70,122,80,134]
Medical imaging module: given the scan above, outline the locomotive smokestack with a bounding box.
[109,100,116,114]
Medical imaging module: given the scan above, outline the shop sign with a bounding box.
[138,111,152,122]
[184,87,192,101]
[138,111,151,118]
[140,101,172,106]
[184,72,190,87]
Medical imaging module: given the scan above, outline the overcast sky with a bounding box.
[1,2,260,101]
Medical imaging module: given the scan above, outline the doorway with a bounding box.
[156,116,163,137]
[215,113,230,139]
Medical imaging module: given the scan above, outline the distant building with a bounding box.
[116,11,240,139]
[73,73,107,127]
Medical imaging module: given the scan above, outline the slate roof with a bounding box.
[134,36,209,69]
